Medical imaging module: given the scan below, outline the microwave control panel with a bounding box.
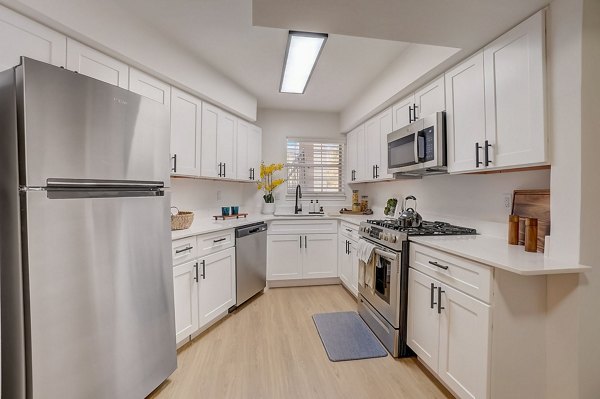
[418,126,435,162]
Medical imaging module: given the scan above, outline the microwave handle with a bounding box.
[413,132,420,164]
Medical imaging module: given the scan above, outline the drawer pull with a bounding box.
[213,238,227,243]
[345,228,353,232]
[429,260,449,270]
[175,246,193,254]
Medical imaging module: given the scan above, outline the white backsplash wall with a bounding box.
[170,177,261,217]
[352,168,550,237]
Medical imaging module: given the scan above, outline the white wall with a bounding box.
[352,169,550,236]
[577,0,600,396]
[256,108,349,208]
[340,44,460,132]
[169,178,258,217]
[0,0,258,121]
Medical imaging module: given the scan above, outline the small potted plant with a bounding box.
[257,162,285,214]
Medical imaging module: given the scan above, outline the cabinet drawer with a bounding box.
[197,229,234,257]
[172,236,198,266]
[410,243,492,303]
[340,221,359,241]
[268,219,337,235]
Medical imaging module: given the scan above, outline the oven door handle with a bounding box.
[374,248,397,261]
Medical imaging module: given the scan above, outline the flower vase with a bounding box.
[262,202,275,215]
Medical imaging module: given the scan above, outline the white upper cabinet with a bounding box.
[364,108,393,181]
[414,76,445,119]
[201,103,236,179]
[217,111,236,179]
[378,108,393,179]
[445,51,487,173]
[247,124,262,181]
[129,68,170,107]
[66,39,128,88]
[0,5,66,70]
[346,128,358,183]
[236,119,250,180]
[484,10,546,169]
[392,94,414,131]
[347,124,366,182]
[171,88,202,176]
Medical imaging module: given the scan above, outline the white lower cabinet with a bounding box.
[267,228,338,281]
[338,236,358,296]
[173,259,199,343]
[197,247,236,327]
[408,267,490,399]
[172,235,236,346]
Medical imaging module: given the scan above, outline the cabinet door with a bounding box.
[392,94,414,130]
[0,5,66,70]
[217,111,236,179]
[338,236,352,288]
[171,88,202,176]
[414,76,445,119]
[445,51,487,173]
[198,247,236,328]
[267,235,302,280]
[355,125,367,181]
[438,283,491,399]
[407,268,439,373]
[173,260,199,344]
[129,68,170,107]
[247,124,262,181]
[364,116,380,182]
[66,39,128,88]
[303,233,338,278]
[346,130,358,183]
[378,108,393,179]
[236,119,250,180]
[201,102,219,178]
[484,11,546,169]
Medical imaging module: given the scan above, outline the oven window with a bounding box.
[375,255,391,304]
[388,134,416,168]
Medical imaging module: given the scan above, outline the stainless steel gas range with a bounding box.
[357,219,476,357]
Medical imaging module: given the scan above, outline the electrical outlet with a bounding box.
[217,190,222,201]
[503,193,512,210]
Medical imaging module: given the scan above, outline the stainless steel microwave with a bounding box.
[387,111,447,176]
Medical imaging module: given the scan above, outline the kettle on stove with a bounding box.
[397,195,423,228]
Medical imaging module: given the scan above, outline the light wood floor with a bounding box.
[149,285,453,399]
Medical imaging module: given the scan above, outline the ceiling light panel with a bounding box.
[280,31,328,94]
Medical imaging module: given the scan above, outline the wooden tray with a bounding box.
[339,208,373,215]
[511,189,550,253]
[213,213,248,221]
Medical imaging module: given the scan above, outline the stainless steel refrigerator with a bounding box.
[0,58,176,398]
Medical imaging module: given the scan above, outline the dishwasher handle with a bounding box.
[236,222,268,238]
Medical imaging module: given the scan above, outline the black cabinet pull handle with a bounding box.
[304,236,307,249]
[430,282,437,309]
[223,163,226,177]
[175,246,193,254]
[413,104,418,122]
[218,162,222,177]
[375,165,379,179]
[485,140,492,166]
[300,236,302,249]
[213,237,227,243]
[408,105,413,123]
[429,260,449,270]
[171,154,177,173]
[194,262,199,282]
[201,260,206,280]
[475,142,483,167]
[437,287,445,314]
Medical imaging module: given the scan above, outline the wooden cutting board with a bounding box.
[511,189,550,253]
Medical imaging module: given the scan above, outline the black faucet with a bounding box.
[294,185,302,214]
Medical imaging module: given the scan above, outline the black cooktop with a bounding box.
[366,219,477,236]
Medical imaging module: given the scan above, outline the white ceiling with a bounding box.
[114,0,411,112]
[253,0,551,50]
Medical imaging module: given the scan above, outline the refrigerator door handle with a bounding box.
[46,178,164,189]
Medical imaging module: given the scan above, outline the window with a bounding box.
[286,137,344,197]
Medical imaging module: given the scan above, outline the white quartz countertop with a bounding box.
[171,212,371,240]
[409,235,590,276]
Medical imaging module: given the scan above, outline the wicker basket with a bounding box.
[171,207,194,231]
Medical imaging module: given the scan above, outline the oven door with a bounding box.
[387,118,424,173]
[358,242,401,328]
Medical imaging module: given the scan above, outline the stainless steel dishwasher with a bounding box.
[232,222,268,310]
